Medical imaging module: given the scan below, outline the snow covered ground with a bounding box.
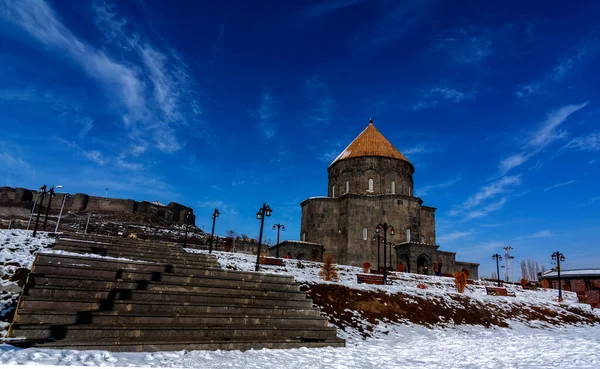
[1,231,599,368]
[1,323,599,368]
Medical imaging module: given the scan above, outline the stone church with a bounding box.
[297,119,479,278]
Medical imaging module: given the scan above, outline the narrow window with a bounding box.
[332,185,335,197]
[346,180,349,194]
[420,235,425,243]
[362,227,368,240]
[409,186,412,196]
[391,181,396,194]
[406,228,411,242]
[368,178,373,192]
[302,232,306,241]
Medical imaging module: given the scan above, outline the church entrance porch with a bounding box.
[417,255,431,275]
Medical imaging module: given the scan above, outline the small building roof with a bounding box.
[541,269,600,279]
[329,118,412,168]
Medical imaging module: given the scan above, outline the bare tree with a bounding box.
[521,260,527,280]
[527,260,535,280]
[535,261,540,280]
[492,272,497,280]
[541,264,547,273]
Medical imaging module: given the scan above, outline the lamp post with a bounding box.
[272,223,285,258]
[183,212,191,247]
[32,185,47,237]
[372,234,381,272]
[552,251,566,302]
[255,203,272,271]
[388,241,394,271]
[492,253,503,287]
[55,192,70,233]
[43,186,61,231]
[503,246,514,282]
[209,208,220,253]
[376,223,395,285]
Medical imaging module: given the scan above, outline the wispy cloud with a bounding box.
[583,196,600,207]
[434,28,495,66]
[544,180,578,192]
[515,39,599,99]
[304,76,334,126]
[303,0,364,18]
[566,132,600,152]
[437,231,471,244]
[450,176,520,220]
[416,177,461,197]
[412,85,477,111]
[254,88,279,139]
[526,230,553,239]
[499,102,589,174]
[1,0,203,155]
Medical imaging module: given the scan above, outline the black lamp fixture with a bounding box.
[32,185,47,237]
[376,223,395,285]
[255,203,272,271]
[551,251,566,302]
[272,223,285,258]
[492,253,503,287]
[209,208,220,253]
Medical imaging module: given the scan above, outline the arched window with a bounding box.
[346,180,349,194]
[406,228,411,242]
[332,185,335,197]
[391,181,396,194]
[420,235,425,243]
[368,179,373,192]
[362,227,368,240]
[302,232,306,241]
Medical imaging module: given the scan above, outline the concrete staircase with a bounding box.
[8,233,345,351]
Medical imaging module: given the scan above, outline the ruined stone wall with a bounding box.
[327,157,414,197]
[0,186,194,225]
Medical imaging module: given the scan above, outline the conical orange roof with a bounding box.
[330,119,412,167]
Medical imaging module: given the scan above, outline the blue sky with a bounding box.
[1,0,599,278]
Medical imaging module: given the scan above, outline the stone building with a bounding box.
[300,119,479,278]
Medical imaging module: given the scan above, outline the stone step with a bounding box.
[18,298,321,317]
[13,337,346,352]
[10,324,339,341]
[13,310,329,327]
[23,288,314,309]
[29,274,307,300]
[61,233,179,245]
[51,244,220,268]
[35,253,293,285]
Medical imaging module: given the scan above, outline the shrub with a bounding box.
[541,279,549,288]
[454,271,468,293]
[520,278,529,288]
[461,268,470,279]
[417,283,427,289]
[362,261,371,273]
[319,254,339,282]
[396,263,405,272]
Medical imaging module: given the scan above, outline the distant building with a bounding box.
[541,269,600,308]
[299,119,479,278]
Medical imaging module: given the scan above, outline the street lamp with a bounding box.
[376,223,395,285]
[503,246,515,282]
[32,185,47,237]
[492,253,503,287]
[209,208,220,253]
[255,203,272,271]
[55,191,70,233]
[272,223,285,258]
[552,251,566,302]
[183,212,191,247]
[43,185,61,231]
[372,234,381,272]
[388,241,394,271]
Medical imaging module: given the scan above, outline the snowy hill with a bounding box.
[1,230,599,368]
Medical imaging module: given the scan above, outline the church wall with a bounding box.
[300,198,348,264]
[327,157,414,197]
[420,206,437,244]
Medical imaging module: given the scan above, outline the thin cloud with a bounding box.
[499,102,589,174]
[526,230,553,239]
[434,28,495,66]
[412,85,477,111]
[450,176,520,221]
[254,88,279,139]
[417,177,461,197]
[566,132,600,152]
[303,0,364,18]
[1,0,202,154]
[304,76,334,126]
[544,180,578,192]
[437,231,471,244]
